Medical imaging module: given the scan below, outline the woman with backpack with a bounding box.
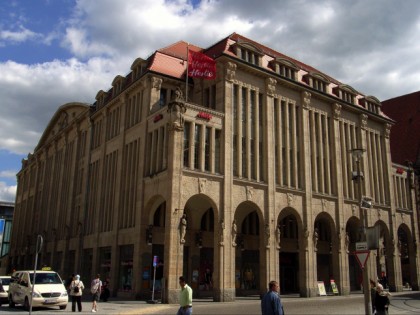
[70,274,85,312]
[91,274,102,313]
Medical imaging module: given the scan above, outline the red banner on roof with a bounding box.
[188,49,216,80]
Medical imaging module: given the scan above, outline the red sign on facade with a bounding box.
[197,112,212,120]
[153,114,163,123]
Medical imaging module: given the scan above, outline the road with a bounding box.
[1,291,419,314]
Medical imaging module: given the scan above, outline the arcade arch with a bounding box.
[277,208,303,294]
[233,201,263,295]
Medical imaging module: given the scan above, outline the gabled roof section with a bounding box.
[35,102,90,152]
[158,40,202,60]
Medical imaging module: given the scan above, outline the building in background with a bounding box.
[0,201,14,274]
[9,33,418,302]
[382,91,420,269]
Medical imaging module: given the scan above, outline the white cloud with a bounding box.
[0,181,16,203]
[0,26,40,43]
[0,170,17,178]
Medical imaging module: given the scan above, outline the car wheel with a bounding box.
[59,305,67,310]
[8,295,15,308]
[24,297,30,311]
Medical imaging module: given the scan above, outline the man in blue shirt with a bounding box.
[261,280,284,315]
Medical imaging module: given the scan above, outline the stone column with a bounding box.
[299,91,317,297]
[330,103,350,295]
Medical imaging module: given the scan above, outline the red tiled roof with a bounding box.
[382,91,420,165]
[149,52,187,79]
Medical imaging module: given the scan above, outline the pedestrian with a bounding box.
[204,268,212,290]
[155,260,164,291]
[100,278,110,302]
[375,284,391,315]
[91,274,102,313]
[66,274,75,292]
[370,279,377,314]
[261,280,284,315]
[70,274,85,312]
[177,276,193,315]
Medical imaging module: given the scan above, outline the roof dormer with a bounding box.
[232,41,264,66]
[95,90,108,108]
[332,84,358,104]
[302,72,330,93]
[112,75,125,97]
[359,96,382,114]
[131,57,148,80]
[269,57,299,81]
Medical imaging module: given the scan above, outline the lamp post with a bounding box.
[351,148,371,315]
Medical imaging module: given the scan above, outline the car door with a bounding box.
[16,273,30,304]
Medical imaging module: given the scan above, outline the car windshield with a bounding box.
[0,278,11,285]
[29,273,62,284]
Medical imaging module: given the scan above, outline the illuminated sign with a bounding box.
[197,112,212,120]
[153,114,163,123]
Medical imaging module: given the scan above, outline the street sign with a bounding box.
[354,250,370,269]
[356,242,367,250]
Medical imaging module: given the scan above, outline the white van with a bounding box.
[9,270,68,311]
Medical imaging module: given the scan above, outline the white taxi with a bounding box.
[8,270,68,310]
[0,276,11,306]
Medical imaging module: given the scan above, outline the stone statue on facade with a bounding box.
[313,228,319,251]
[276,225,281,249]
[219,219,225,246]
[265,224,270,248]
[167,87,186,131]
[180,214,187,244]
[232,219,237,247]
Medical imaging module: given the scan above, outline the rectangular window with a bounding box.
[194,124,201,170]
[215,129,221,173]
[159,88,167,107]
[183,122,190,168]
[118,245,134,291]
[204,127,211,171]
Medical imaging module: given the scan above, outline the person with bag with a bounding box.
[91,274,102,313]
[261,280,284,315]
[70,274,85,312]
[375,284,391,315]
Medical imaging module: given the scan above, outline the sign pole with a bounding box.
[30,235,43,315]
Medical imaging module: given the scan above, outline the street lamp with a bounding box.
[350,148,371,315]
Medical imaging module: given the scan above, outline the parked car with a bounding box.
[0,276,11,306]
[8,270,68,311]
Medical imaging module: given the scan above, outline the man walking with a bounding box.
[261,280,284,315]
[177,276,193,315]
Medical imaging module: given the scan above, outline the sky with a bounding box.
[1,0,420,202]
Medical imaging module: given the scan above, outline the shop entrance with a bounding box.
[280,252,299,293]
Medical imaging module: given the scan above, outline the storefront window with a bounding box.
[119,245,133,291]
[99,247,112,280]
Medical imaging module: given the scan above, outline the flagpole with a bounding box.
[185,42,189,103]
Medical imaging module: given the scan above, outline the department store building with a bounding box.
[9,33,418,303]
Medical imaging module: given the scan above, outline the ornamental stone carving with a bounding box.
[287,193,294,206]
[265,224,270,248]
[246,186,254,201]
[167,87,186,131]
[385,123,391,139]
[360,114,368,130]
[276,225,281,249]
[219,219,225,246]
[151,77,162,90]
[266,78,277,96]
[232,219,238,247]
[301,91,311,109]
[333,103,342,120]
[199,178,207,193]
[226,62,237,82]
